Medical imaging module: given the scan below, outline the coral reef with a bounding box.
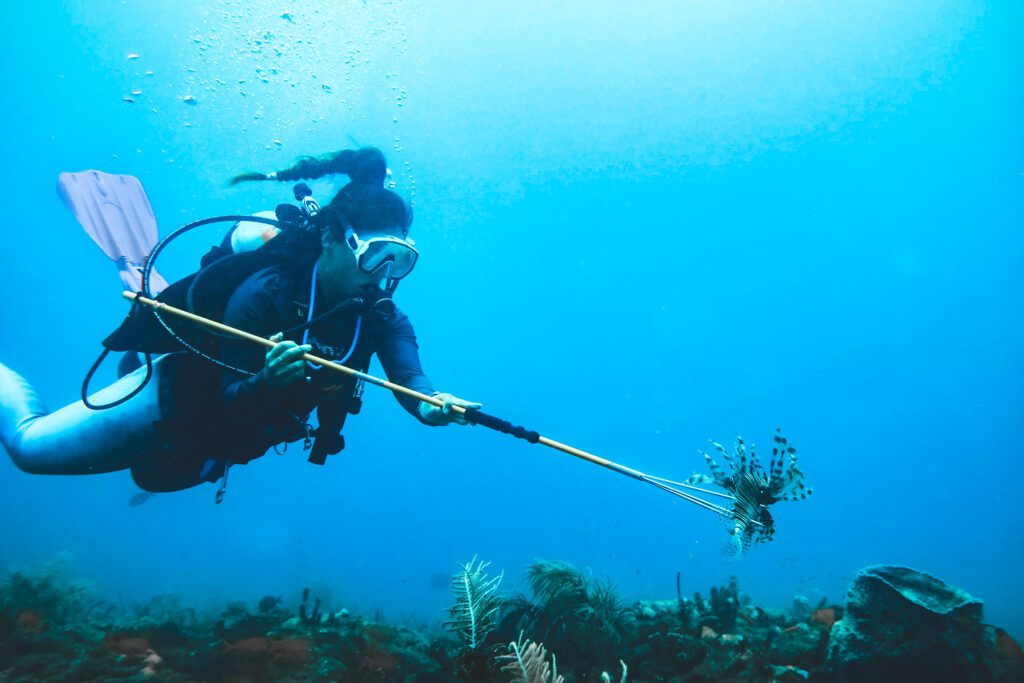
[707,576,741,633]
[0,557,1020,682]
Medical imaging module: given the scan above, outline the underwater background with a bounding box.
[0,0,1021,654]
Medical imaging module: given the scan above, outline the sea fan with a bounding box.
[500,560,631,673]
[526,561,589,610]
[525,560,625,641]
[499,633,564,683]
[601,661,629,683]
[444,555,503,650]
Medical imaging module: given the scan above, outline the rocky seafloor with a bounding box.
[1,558,1021,683]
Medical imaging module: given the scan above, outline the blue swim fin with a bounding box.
[57,170,168,294]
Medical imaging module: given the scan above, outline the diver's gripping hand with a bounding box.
[418,392,483,426]
[264,333,313,387]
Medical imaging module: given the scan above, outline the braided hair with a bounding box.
[230,147,412,238]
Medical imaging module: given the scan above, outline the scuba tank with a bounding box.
[229,210,281,253]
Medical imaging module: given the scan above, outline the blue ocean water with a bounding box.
[1,0,1021,642]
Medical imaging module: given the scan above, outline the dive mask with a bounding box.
[345,228,419,281]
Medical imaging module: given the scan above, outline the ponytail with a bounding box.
[228,147,387,187]
[230,146,411,237]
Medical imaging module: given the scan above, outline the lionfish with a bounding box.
[686,429,811,554]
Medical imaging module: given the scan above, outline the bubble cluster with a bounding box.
[115,0,420,186]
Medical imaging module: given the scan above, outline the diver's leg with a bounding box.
[0,361,163,475]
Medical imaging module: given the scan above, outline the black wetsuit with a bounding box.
[213,264,435,467]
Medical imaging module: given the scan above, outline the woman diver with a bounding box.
[0,147,479,497]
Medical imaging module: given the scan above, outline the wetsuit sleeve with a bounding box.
[218,272,306,422]
[376,308,437,423]
[219,282,278,414]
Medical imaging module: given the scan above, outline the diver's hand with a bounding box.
[264,333,312,387]
[418,392,483,426]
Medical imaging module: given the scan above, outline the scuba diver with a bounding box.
[0,147,479,499]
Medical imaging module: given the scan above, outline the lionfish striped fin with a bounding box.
[772,457,812,501]
[770,430,786,481]
[701,448,732,488]
[711,440,735,472]
[735,435,748,474]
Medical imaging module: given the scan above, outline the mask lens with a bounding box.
[357,237,418,279]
